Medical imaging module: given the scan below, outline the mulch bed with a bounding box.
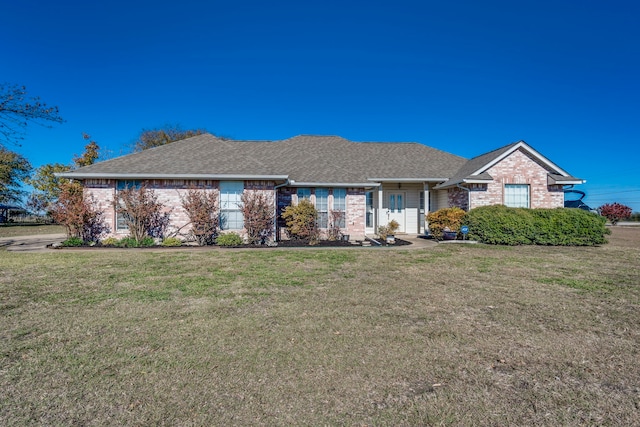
[52,238,412,249]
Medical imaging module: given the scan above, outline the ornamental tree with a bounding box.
[599,202,632,225]
[240,191,274,244]
[115,185,169,242]
[51,181,108,242]
[180,188,219,245]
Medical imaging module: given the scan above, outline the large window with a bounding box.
[315,188,329,228]
[504,184,530,208]
[116,180,141,231]
[220,181,244,230]
[332,188,346,228]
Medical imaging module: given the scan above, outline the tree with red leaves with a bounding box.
[599,202,632,225]
[51,181,108,242]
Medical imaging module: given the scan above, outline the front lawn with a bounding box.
[1,227,639,425]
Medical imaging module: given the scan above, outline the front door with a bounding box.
[387,192,406,232]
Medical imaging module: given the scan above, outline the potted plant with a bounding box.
[377,219,400,244]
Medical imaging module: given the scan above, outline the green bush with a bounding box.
[61,236,84,247]
[161,237,183,247]
[281,199,319,243]
[216,232,244,246]
[463,205,609,246]
[427,207,466,239]
[117,236,139,248]
[101,237,120,246]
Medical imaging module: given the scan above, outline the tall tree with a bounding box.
[132,125,208,152]
[0,83,64,147]
[0,147,32,204]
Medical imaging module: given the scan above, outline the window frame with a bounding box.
[220,181,244,230]
[504,184,530,208]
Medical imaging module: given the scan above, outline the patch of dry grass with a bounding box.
[0,223,65,238]
[1,227,639,425]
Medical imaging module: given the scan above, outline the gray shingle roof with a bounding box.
[62,134,468,185]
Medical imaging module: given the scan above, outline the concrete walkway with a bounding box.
[0,233,66,253]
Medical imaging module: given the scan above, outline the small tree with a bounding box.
[180,188,219,245]
[281,199,319,243]
[241,191,274,244]
[327,210,345,240]
[115,185,169,243]
[51,181,108,242]
[599,202,632,225]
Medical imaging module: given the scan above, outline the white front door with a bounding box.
[387,192,406,232]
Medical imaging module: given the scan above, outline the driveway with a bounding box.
[0,233,66,252]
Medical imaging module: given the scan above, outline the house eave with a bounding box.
[55,173,290,181]
[288,181,380,188]
[367,178,449,183]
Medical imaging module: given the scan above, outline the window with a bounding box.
[332,188,346,228]
[315,188,328,228]
[504,184,530,208]
[116,180,141,231]
[220,181,244,230]
[365,191,374,228]
[297,188,311,202]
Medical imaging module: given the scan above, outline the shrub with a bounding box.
[281,199,319,243]
[61,236,84,247]
[463,205,609,246]
[216,232,244,246]
[51,181,109,243]
[161,237,182,247]
[117,236,139,248]
[599,202,632,225]
[115,184,169,244]
[241,191,274,244]
[101,237,119,246]
[377,219,400,241]
[426,207,466,239]
[180,188,219,245]
[327,210,345,241]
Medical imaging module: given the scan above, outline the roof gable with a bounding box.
[435,140,583,189]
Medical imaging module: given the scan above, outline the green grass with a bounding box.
[1,227,639,426]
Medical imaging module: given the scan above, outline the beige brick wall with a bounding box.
[468,149,565,209]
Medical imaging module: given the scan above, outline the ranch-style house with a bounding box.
[59,134,585,241]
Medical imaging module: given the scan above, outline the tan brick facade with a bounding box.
[466,149,565,210]
[84,180,367,240]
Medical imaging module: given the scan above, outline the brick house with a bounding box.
[59,134,584,241]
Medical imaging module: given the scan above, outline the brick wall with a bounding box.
[468,149,565,209]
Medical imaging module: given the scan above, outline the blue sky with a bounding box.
[3,0,639,211]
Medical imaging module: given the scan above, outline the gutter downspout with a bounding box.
[456,184,471,211]
[273,179,290,242]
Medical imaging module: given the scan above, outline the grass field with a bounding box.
[1,227,639,425]
[0,223,65,238]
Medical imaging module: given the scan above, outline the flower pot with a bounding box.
[442,231,458,240]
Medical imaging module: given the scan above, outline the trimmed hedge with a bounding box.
[463,205,609,246]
